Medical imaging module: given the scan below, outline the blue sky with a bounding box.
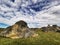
[0,23,8,28]
[0,0,60,28]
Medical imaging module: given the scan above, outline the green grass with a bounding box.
[0,30,60,45]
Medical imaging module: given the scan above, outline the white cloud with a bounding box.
[0,0,60,28]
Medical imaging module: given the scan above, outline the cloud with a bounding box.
[0,0,60,28]
[34,4,60,27]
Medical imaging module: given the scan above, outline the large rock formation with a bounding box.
[41,24,60,32]
[0,20,38,39]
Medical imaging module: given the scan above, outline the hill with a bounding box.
[0,31,60,45]
[0,20,38,39]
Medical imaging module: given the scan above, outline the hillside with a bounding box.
[0,31,60,45]
[0,28,5,33]
[0,20,38,39]
[0,21,60,45]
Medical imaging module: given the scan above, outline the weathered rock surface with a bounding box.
[41,25,60,32]
[0,20,38,39]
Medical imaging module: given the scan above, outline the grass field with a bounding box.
[0,30,60,45]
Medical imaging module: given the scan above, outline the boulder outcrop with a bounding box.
[0,20,38,39]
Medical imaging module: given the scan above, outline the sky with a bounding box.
[0,0,60,28]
